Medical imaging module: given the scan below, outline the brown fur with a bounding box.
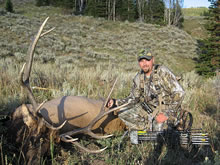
[13,96,125,134]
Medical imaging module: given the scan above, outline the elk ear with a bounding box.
[21,104,36,128]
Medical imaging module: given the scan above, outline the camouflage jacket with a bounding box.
[117,65,185,116]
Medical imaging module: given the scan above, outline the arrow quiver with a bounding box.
[130,110,209,147]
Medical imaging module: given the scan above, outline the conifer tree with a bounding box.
[196,0,220,77]
[5,0,14,13]
[144,0,165,25]
[117,0,136,22]
[85,0,107,19]
[85,0,98,17]
[96,0,108,18]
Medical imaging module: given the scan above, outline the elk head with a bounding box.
[13,17,129,164]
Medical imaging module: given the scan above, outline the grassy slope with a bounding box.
[182,7,208,17]
[182,7,209,39]
[0,3,199,75]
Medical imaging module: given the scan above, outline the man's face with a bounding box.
[138,57,154,74]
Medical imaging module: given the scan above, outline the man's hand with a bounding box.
[106,99,119,115]
[106,99,114,108]
[156,113,168,123]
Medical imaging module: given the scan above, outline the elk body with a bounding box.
[9,17,128,165]
[12,96,126,135]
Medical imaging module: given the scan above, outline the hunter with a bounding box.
[107,49,185,131]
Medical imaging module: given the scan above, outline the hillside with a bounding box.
[0,3,198,75]
[182,7,209,39]
[182,7,208,17]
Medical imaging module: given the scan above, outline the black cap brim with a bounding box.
[138,56,153,61]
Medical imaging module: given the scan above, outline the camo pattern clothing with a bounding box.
[117,65,185,130]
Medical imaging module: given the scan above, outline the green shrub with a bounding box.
[5,0,13,13]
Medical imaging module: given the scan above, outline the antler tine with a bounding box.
[60,135,108,153]
[40,27,55,37]
[85,102,130,139]
[103,77,118,108]
[71,141,108,154]
[87,131,113,139]
[23,17,50,82]
[87,77,119,131]
[36,100,47,113]
[43,119,67,130]
[60,135,78,143]
[20,63,37,115]
[96,102,130,118]
[60,131,108,153]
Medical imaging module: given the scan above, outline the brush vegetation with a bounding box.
[0,3,219,165]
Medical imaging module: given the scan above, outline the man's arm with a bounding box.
[158,66,185,113]
[116,73,142,106]
[107,73,141,108]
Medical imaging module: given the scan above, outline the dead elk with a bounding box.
[9,17,128,164]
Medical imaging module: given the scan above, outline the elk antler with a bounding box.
[21,17,55,112]
[20,17,70,132]
[60,104,129,153]
[60,103,129,139]
[60,78,130,153]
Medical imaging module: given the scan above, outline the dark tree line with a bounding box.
[35,0,184,27]
[196,0,220,77]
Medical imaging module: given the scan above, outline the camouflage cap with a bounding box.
[137,49,153,61]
